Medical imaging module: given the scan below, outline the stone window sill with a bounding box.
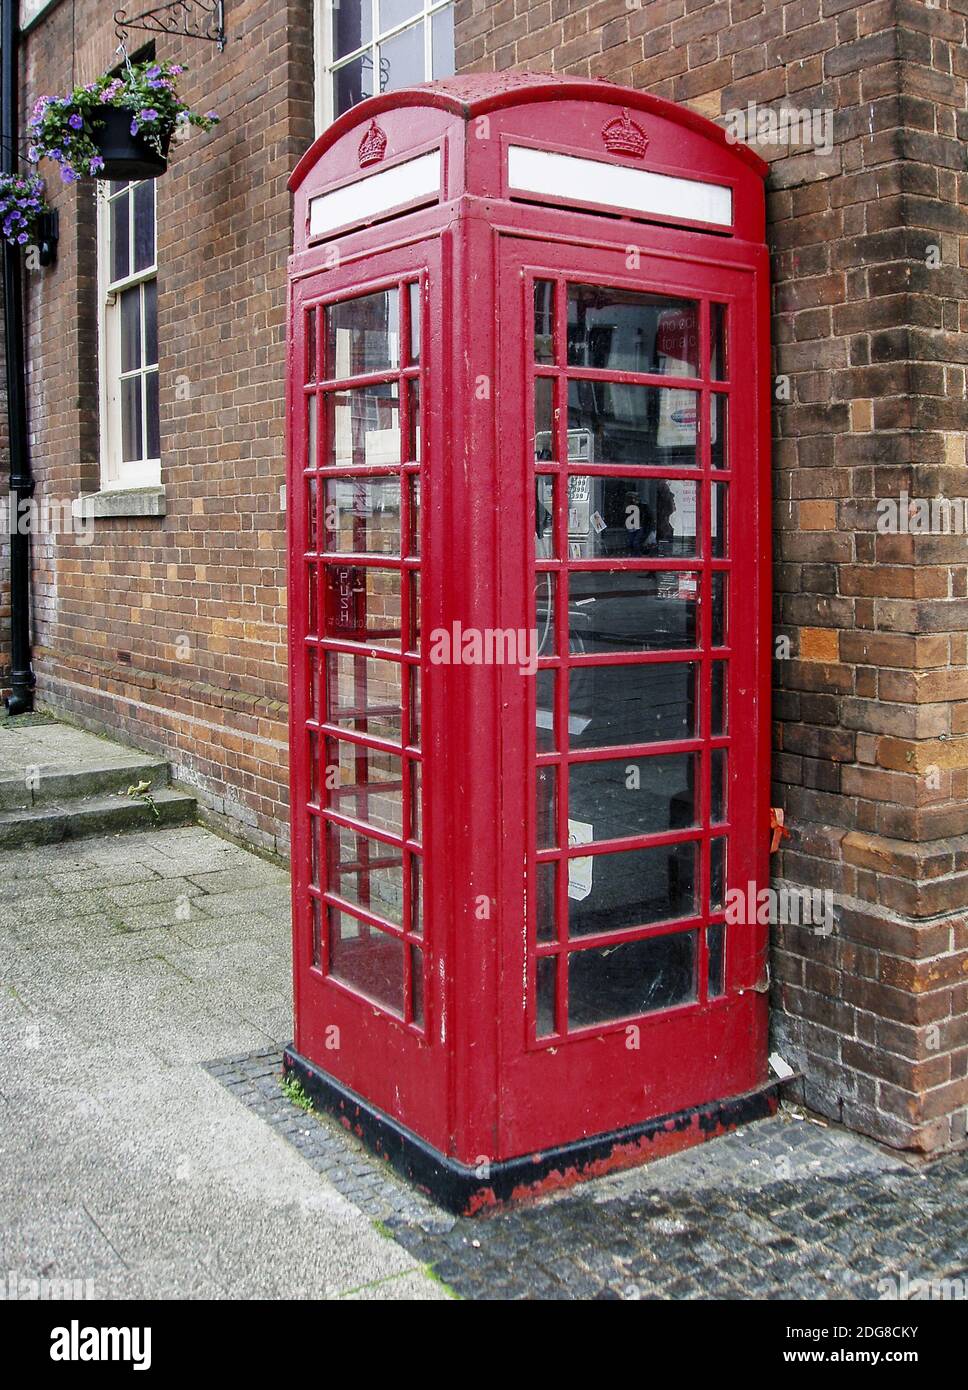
[72,487,167,520]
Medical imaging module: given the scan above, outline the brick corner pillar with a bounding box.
[454,0,968,1156]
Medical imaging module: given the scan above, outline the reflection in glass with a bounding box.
[712,573,727,647]
[323,476,401,554]
[325,737,403,836]
[334,0,372,59]
[712,748,727,824]
[535,572,556,657]
[712,481,728,557]
[326,652,403,743]
[431,4,455,76]
[537,766,557,849]
[568,931,697,1026]
[534,377,554,458]
[568,842,697,938]
[710,303,727,380]
[535,475,555,557]
[711,837,726,910]
[711,661,727,736]
[565,477,698,559]
[379,22,424,93]
[333,53,374,119]
[569,753,697,842]
[568,570,699,652]
[568,380,700,467]
[536,669,556,751]
[570,661,698,749]
[329,908,405,1014]
[534,280,555,363]
[408,282,421,363]
[711,393,727,469]
[411,858,423,934]
[323,565,402,647]
[536,861,557,942]
[411,945,424,1026]
[536,955,556,1036]
[328,823,404,925]
[326,384,400,469]
[133,179,155,272]
[111,191,129,282]
[121,286,141,373]
[567,285,699,376]
[708,922,725,998]
[121,377,142,463]
[326,289,399,379]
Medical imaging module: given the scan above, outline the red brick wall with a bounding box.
[454,0,968,1153]
[20,0,315,850]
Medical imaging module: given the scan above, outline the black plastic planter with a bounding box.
[89,105,172,180]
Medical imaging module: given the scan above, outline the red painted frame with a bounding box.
[287,75,771,1172]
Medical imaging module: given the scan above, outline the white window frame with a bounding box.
[314,0,456,133]
[96,180,161,491]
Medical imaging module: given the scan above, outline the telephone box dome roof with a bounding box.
[290,71,767,192]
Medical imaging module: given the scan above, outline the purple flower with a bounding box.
[140,108,159,122]
[60,166,78,184]
[146,65,161,78]
[69,113,83,129]
[130,119,140,136]
[88,156,105,174]
[205,111,218,122]
[170,64,185,75]
[17,233,27,244]
[27,145,40,162]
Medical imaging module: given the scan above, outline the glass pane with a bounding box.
[411,857,423,933]
[569,753,698,842]
[535,476,555,557]
[712,748,727,824]
[408,571,420,653]
[712,482,728,558]
[334,0,371,56]
[567,285,699,376]
[407,378,420,462]
[536,669,556,751]
[568,380,700,467]
[143,279,158,365]
[431,4,455,76]
[323,476,401,555]
[536,766,557,849]
[306,307,318,383]
[111,189,129,283]
[329,909,405,1015]
[570,662,698,749]
[534,377,554,458]
[536,955,556,1036]
[145,370,160,459]
[326,738,403,836]
[566,477,699,559]
[334,54,374,117]
[568,931,697,1026]
[379,21,424,92]
[536,861,557,942]
[568,842,697,937]
[711,661,727,736]
[121,377,142,463]
[411,945,425,1026]
[311,897,322,967]
[326,652,403,743]
[325,385,400,469]
[712,572,727,647]
[326,290,399,379]
[711,838,726,911]
[328,823,404,925]
[307,394,318,471]
[708,923,725,998]
[569,570,699,652]
[711,393,727,469]
[409,666,421,746]
[408,281,421,363]
[410,759,422,840]
[710,304,727,380]
[324,565,402,647]
[120,285,142,373]
[534,280,555,363]
[535,572,556,657]
[133,179,155,272]
[406,476,421,555]
[381,0,421,28]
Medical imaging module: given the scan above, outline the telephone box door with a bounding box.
[496,236,770,1156]
[288,237,449,1148]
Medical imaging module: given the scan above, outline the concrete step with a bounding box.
[0,785,198,849]
[0,720,172,812]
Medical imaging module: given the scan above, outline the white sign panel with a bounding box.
[507,144,733,228]
[309,150,441,238]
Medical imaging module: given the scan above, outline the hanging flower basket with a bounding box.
[0,172,52,247]
[26,60,219,184]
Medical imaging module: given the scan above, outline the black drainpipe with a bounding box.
[1,0,35,715]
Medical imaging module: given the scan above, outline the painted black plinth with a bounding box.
[283,1047,782,1216]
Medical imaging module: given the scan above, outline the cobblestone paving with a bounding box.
[213,1050,968,1300]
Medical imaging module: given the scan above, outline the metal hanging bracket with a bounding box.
[114,1,227,54]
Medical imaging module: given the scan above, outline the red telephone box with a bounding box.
[284,74,774,1213]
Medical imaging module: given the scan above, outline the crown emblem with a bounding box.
[358,119,388,168]
[601,108,648,159]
